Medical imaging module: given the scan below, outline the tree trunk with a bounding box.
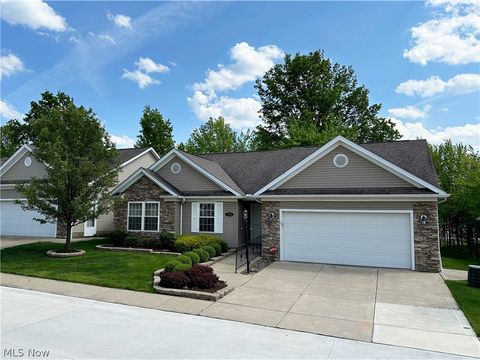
[65,222,72,251]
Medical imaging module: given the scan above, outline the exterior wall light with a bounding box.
[268,212,275,221]
[420,215,428,225]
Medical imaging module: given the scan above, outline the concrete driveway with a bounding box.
[206,261,480,358]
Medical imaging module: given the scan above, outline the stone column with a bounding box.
[413,201,441,272]
[261,201,280,260]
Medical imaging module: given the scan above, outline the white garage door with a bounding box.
[0,201,56,237]
[281,210,412,269]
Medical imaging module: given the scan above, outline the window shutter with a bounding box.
[191,202,199,232]
[214,202,223,234]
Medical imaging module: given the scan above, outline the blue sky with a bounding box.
[1,1,479,149]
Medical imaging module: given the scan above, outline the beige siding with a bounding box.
[180,201,240,247]
[278,201,414,210]
[2,152,47,181]
[279,146,413,189]
[157,157,221,192]
[118,152,158,184]
[0,188,23,199]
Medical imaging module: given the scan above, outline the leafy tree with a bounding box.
[0,119,29,157]
[431,140,480,256]
[254,50,400,149]
[181,117,253,154]
[135,106,174,155]
[16,92,120,251]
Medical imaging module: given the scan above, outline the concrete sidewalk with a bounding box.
[1,287,472,360]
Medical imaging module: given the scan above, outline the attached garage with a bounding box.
[0,201,56,237]
[280,210,413,269]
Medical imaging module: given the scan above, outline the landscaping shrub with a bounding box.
[124,236,139,247]
[184,251,200,265]
[109,229,128,246]
[210,242,222,256]
[193,248,210,263]
[174,234,226,253]
[160,271,191,289]
[164,260,183,272]
[172,262,190,272]
[218,239,229,253]
[184,265,219,289]
[176,255,192,267]
[159,231,176,250]
[202,245,216,258]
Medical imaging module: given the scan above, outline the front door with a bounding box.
[84,218,96,237]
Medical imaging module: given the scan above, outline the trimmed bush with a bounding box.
[184,251,200,265]
[109,229,128,246]
[176,255,192,267]
[160,271,191,289]
[159,231,176,250]
[218,239,229,253]
[164,260,183,272]
[210,242,222,256]
[124,236,139,247]
[184,265,219,289]
[193,248,210,263]
[172,262,190,272]
[174,234,226,253]
[202,245,216,258]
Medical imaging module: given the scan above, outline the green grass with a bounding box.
[0,239,177,292]
[445,280,480,336]
[441,246,480,271]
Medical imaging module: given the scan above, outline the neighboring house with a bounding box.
[0,144,159,238]
[112,136,448,272]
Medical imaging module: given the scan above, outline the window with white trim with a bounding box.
[199,203,215,232]
[191,202,223,234]
[128,202,160,231]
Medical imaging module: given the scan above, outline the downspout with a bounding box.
[179,197,185,235]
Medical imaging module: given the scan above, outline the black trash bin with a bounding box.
[467,265,480,288]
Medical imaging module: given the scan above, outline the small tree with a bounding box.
[135,106,174,156]
[181,117,253,154]
[16,92,120,251]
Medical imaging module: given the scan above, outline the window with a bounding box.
[333,153,349,168]
[171,162,181,174]
[199,203,215,232]
[24,157,32,167]
[128,202,159,231]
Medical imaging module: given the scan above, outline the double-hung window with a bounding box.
[199,203,215,232]
[128,202,159,232]
[191,202,223,234]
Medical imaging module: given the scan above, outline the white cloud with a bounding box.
[0,53,25,79]
[188,91,262,129]
[0,100,22,119]
[403,1,480,65]
[98,34,116,45]
[122,69,160,89]
[388,105,431,119]
[0,0,69,32]
[88,32,116,45]
[107,12,132,30]
[136,57,169,73]
[110,134,135,149]
[189,42,283,129]
[193,42,284,92]
[396,73,480,97]
[392,118,480,151]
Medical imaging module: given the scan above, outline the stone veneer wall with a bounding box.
[261,200,441,272]
[113,177,176,237]
[413,201,441,272]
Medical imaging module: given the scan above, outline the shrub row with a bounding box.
[160,265,219,290]
[164,245,222,272]
[108,230,176,250]
[174,234,228,253]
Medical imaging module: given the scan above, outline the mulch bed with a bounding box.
[187,281,227,293]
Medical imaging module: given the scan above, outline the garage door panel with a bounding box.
[282,211,412,269]
[0,201,56,237]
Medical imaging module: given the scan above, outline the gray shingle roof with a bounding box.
[118,148,152,165]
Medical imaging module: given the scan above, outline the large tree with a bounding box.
[0,119,29,157]
[253,50,400,149]
[16,92,120,251]
[180,117,253,154]
[135,106,174,155]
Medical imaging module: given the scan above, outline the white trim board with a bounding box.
[149,149,242,196]
[254,136,447,196]
[279,208,415,270]
[120,147,160,168]
[257,194,447,201]
[111,168,178,196]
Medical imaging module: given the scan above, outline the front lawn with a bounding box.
[445,280,480,336]
[0,239,177,292]
[441,246,480,271]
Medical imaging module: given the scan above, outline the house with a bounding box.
[112,136,448,272]
[0,144,159,238]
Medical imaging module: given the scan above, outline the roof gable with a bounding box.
[0,144,47,181]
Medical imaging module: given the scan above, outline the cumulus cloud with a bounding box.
[110,134,136,149]
[396,73,480,97]
[189,42,283,129]
[122,69,160,89]
[193,42,284,92]
[392,118,480,151]
[403,0,480,65]
[0,100,22,120]
[107,12,132,30]
[0,53,26,79]
[0,0,69,32]
[136,57,169,73]
[388,105,431,119]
